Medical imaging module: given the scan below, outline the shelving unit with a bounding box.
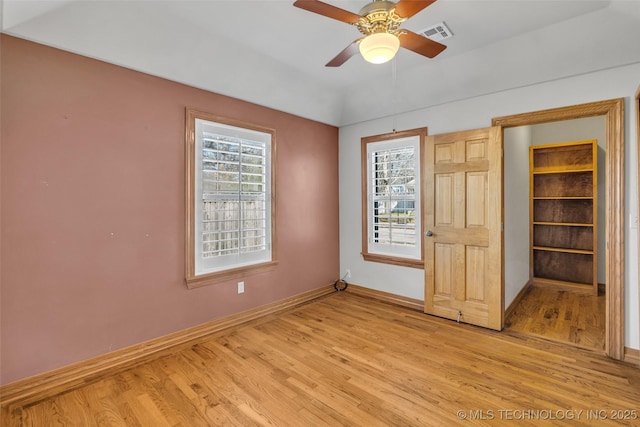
[529,140,598,295]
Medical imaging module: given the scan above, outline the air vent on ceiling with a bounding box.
[418,21,453,42]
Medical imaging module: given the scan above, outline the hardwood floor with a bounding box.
[3,292,639,426]
[504,285,606,351]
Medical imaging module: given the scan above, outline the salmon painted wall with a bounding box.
[0,35,339,385]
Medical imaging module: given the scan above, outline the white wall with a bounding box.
[339,62,640,350]
[503,126,531,307]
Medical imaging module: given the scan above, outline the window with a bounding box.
[186,109,276,288]
[361,128,425,268]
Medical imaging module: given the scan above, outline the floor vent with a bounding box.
[418,21,453,41]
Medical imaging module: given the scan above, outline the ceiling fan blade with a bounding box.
[293,0,361,24]
[326,39,362,67]
[394,0,437,18]
[398,30,446,58]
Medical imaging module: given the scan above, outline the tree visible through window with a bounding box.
[362,128,425,268]
[372,145,416,246]
[186,109,277,288]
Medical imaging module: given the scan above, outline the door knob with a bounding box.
[425,230,433,237]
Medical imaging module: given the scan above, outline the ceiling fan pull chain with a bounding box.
[392,57,398,133]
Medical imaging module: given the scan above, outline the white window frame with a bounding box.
[185,109,277,288]
[361,128,425,268]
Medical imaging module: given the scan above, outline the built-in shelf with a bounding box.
[530,140,598,295]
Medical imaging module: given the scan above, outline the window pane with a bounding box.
[372,198,416,246]
[195,118,272,274]
[363,131,422,263]
[371,145,416,246]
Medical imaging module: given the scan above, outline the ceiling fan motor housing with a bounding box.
[356,0,406,36]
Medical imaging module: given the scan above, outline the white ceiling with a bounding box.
[2,0,640,127]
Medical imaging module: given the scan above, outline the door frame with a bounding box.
[492,98,624,360]
[636,86,639,365]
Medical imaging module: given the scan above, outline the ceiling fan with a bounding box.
[293,0,447,67]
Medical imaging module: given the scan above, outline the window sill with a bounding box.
[186,260,279,289]
[362,253,424,269]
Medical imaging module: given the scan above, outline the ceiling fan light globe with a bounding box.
[359,33,400,64]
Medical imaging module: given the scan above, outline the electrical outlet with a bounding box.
[346,269,351,279]
[238,281,245,294]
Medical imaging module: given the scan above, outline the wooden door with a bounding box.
[424,127,503,330]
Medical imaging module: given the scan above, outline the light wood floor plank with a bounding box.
[505,285,606,351]
[4,292,639,426]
